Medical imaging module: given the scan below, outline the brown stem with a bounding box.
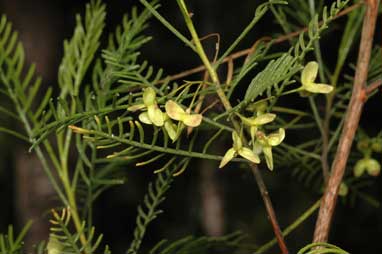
[251,165,289,254]
[313,0,379,243]
[185,21,290,254]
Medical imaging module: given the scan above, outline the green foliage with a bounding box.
[59,0,106,97]
[149,232,246,254]
[46,208,108,254]
[127,169,174,254]
[0,0,380,253]
[0,222,32,254]
[244,53,297,102]
[0,14,42,141]
[297,242,349,254]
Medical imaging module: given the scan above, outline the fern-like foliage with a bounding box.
[127,168,174,254]
[291,0,350,61]
[47,208,109,254]
[68,115,246,175]
[244,53,298,102]
[224,0,349,116]
[0,14,43,140]
[1,0,372,253]
[59,0,106,98]
[149,232,246,254]
[0,222,32,254]
[274,47,381,204]
[93,0,160,109]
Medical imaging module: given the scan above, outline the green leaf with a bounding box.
[58,0,106,97]
[335,5,364,77]
[0,221,32,254]
[244,53,296,102]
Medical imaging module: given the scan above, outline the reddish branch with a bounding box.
[159,2,363,84]
[313,0,380,243]
[366,78,382,95]
[251,165,289,254]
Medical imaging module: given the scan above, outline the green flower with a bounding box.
[239,113,276,142]
[128,87,164,127]
[139,111,178,141]
[219,131,260,168]
[301,61,333,94]
[354,157,381,177]
[165,100,202,127]
[163,114,178,141]
[256,128,285,171]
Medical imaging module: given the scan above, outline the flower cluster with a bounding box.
[219,131,260,168]
[128,87,202,141]
[220,104,285,171]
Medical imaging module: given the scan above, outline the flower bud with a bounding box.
[232,131,243,151]
[142,87,157,106]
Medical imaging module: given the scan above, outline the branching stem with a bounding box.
[159,2,362,84]
[177,1,288,253]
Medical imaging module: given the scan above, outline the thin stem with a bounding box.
[214,87,303,122]
[366,78,382,95]
[55,92,90,251]
[250,166,289,254]
[308,0,326,84]
[215,3,269,67]
[308,0,331,184]
[61,164,88,250]
[313,0,379,243]
[139,0,196,52]
[158,3,362,84]
[74,128,246,163]
[177,1,288,253]
[2,79,68,204]
[256,200,321,254]
[308,97,329,181]
[176,0,230,110]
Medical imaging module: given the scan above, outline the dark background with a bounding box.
[0,1,381,253]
